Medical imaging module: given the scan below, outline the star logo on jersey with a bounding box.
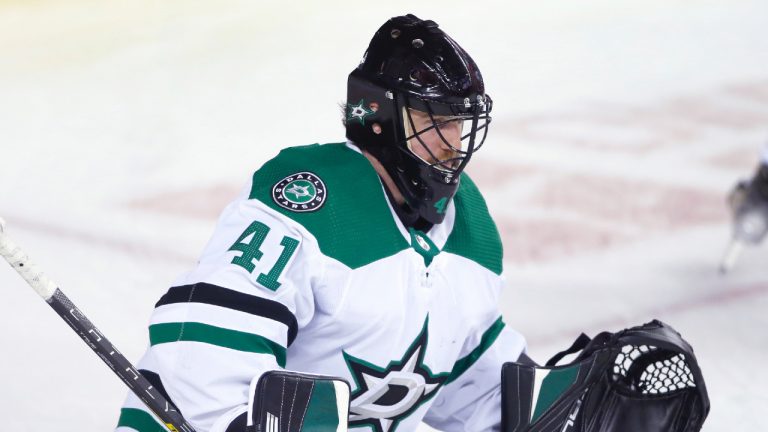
[347,99,375,125]
[272,172,326,212]
[343,317,450,432]
[284,183,313,201]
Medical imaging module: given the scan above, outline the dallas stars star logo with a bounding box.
[343,317,449,432]
[347,99,375,125]
[284,183,312,201]
[271,172,326,212]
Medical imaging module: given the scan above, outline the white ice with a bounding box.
[1,1,767,430]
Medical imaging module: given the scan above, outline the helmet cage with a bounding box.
[401,94,492,177]
[344,14,492,225]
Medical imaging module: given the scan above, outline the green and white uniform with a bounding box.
[116,142,526,432]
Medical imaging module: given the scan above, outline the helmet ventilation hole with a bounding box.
[391,29,401,39]
[412,39,424,48]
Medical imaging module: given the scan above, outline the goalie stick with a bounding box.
[0,218,195,432]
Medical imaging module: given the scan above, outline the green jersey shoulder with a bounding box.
[248,142,502,274]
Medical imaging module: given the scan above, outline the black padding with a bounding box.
[250,371,350,432]
[501,363,535,432]
[516,352,539,367]
[254,371,315,432]
[501,320,710,432]
[225,412,248,432]
[138,369,180,414]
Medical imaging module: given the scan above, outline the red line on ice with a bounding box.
[533,282,768,346]
[5,216,196,264]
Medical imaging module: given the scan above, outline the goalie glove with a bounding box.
[501,320,709,432]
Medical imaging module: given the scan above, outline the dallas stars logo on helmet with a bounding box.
[272,172,327,212]
[347,99,375,125]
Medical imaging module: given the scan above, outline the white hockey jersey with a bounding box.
[116,142,526,432]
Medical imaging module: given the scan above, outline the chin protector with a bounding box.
[501,320,709,432]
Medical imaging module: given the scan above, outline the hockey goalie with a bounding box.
[111,15,710,432]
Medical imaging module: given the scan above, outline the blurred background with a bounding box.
[1,0,767,430]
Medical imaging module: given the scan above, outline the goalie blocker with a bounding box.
[501,320,709,432]
[223,371,350,432]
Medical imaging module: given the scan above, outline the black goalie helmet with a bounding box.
[346,14,492,225]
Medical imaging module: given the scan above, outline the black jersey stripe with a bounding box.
[155,282,298,346]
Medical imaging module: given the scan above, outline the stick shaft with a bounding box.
[0,227,196,432]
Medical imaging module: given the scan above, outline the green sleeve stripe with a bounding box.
[301,380,340,431]
[446,317,505,384]
[149,322,287,367]
[116,408,166,432]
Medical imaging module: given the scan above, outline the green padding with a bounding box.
[149,322,286,367]
[531,365,580,423]
[446,317,505,384]
[443,174,503,275]
[116,408,166,432]
[249,143,409,269]
[302,380,340,432]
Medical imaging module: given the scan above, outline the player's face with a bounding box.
[405,109,463,171]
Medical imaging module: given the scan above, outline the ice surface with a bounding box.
[1,1,767,430]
